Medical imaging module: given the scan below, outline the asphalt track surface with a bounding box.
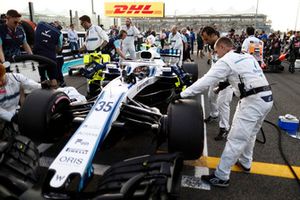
[64,55,300,200]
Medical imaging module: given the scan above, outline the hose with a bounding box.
[256,127,266,144]
[263,119,300,188]
[13,54,57,67]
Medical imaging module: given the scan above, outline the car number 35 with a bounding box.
[95,101,114,112]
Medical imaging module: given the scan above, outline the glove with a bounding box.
[218,81,230,91]
[11,113,19,124]
[171,93,182,103]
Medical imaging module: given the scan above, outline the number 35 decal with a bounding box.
[95,101,114,112]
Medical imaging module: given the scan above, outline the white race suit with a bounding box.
[217,85,233,130]
[208,54,233,131]
[120,25,140,60]
[0,73,40,122]
[181,50,273,180]
[168,32,184,67]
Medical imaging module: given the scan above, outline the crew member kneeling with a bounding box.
[0,63,40,139]
[172,37,273,187]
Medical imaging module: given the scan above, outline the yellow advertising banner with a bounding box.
[104,2,165,18]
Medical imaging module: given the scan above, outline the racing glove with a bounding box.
[171,93,182,103]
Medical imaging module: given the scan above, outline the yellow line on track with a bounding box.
[184,156,300,179]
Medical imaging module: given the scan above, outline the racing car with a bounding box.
[0,49,204,199]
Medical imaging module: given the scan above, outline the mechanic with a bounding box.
[33,21,63,88]
[241,27,264,67]
[0,63,40,138]
[201,26,234,140]
[173,37,273,187]
[146,31,156,47]
[102,30,128,61]
[120,18,140,60]
[79,15,109,53]
[0,10,33,71]
[168,25,184,66]
[287,31,300,73]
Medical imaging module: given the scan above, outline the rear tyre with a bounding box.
[167,99,204,160]
[18,89,72,143]
[182,63,198,83]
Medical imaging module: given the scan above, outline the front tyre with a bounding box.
[18,89,72,143]
[167,99,204,160]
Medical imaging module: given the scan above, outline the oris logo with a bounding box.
[113,5,153,14]
[59,156,83,165]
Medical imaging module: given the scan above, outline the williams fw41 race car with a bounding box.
[0,49,204,199]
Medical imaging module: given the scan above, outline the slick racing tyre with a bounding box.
[19,89,72,143]
[0,135,39,200]
[167,99,204,160]
[182,63,198,83]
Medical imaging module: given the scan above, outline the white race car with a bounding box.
[1,50,204,199]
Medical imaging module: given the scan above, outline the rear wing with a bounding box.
[159,49,181,65]
[159,49,181,58]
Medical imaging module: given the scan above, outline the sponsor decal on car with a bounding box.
[66,148,88,154]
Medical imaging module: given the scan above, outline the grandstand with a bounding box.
[134,13,271,33]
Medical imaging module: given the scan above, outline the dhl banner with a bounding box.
[104,2,165,18]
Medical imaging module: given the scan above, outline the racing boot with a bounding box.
[214,128,229,141]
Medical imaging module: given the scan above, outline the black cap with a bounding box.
[6,9,22,18]
[229,28,235,32]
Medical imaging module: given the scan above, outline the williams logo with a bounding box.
[41,30,52,38]
[66,148,88,154]
[75,139,89,145]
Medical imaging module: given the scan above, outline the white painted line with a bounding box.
[195,166,209,178]
[201,94,208,158]
[194,94,210,189]
[181,175,211,190]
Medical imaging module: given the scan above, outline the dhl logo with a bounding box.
[113,5,154,14]
[105,2,164,18]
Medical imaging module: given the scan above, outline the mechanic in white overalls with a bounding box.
[174,37,273,187]
[168,25,183,66]
[201,27,234,140]
[242,27,264,66]
[0,63,40,138]
[79,15,109,53]
[120,18,140,60]
[146,31,156,47]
